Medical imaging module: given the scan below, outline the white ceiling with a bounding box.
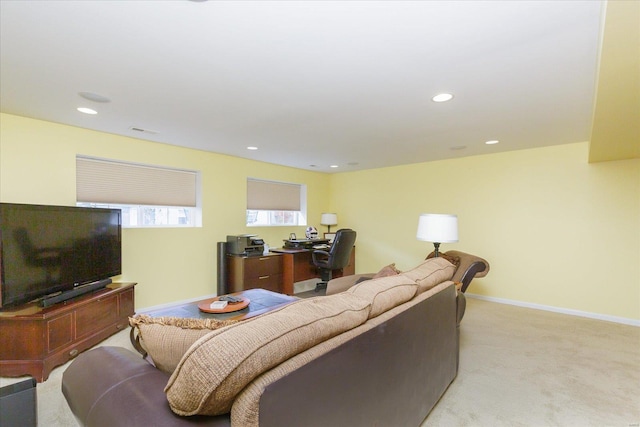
[0,1,604,173]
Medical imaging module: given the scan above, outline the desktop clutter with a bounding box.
[226,227,332,256]
[283,227,331,250]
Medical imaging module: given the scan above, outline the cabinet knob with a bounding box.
[69,349,79,357]
[116,323,125,330]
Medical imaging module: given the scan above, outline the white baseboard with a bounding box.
[465,293,640,327]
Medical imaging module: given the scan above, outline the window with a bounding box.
[76,156,201,228]
[246,178,306,227]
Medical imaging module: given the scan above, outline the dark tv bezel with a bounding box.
[0,202,122,309]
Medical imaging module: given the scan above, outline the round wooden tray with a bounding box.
[198,297,250,313]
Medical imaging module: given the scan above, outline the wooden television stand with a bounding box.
[0,282,136,382]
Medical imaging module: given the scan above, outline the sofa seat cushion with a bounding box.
[164,293,371,416]
[129,315,239,373]
[401,257,456,294]
[347,274,417,318]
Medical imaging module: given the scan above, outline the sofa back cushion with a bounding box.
[401,257,456,294]
[129,315,238,373]
[372,263,402,278]
[164,293,371,416]
[347,274,417,318]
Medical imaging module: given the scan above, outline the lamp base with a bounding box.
[433,242,441,257]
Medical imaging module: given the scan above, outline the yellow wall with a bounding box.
[0,113,331,308]
[2,113,639,321]
[331,142,640,321]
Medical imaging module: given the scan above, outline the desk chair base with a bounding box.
[314,281,328,292]
[315,269,332,292]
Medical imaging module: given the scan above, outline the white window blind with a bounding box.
[76,157,197,207]
[247,179,301,211]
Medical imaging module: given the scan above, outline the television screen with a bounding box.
[0,203,121,308]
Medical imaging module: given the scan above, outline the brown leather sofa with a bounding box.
[62,257,483,427]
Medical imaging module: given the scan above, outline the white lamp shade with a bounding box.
[416,214,458,243]
[320,213,338,226]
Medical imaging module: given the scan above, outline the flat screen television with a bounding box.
[0,203,122,309]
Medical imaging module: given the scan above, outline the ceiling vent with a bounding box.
[129,126,159,135]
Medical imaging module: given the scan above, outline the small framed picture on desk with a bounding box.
[324,233,336,243]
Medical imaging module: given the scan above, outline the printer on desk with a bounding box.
[226,234,265,256]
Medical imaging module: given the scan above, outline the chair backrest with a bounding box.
[326,229,357,270]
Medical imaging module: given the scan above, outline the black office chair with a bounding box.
[312,228,357,292]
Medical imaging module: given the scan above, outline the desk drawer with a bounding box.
[226,253,285,293]
[244,255,283,279]
[245,274,283,293]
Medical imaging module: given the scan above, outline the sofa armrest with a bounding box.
[444,250,490,293]
[457,291,466,324]
[325,273,374,295]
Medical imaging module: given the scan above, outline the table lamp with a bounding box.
[320,213,338,233]
[416,213,458,257]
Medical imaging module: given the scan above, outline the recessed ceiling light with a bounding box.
[432,93,454,103]
[77,107,97,115]
[78,92,110,103]
[485,140,499,145]
[330,165,339,168]
[450,145,467,151]
[247,146,258,150]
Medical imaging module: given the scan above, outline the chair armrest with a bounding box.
[311,250,330,265]
[325,273,374,295]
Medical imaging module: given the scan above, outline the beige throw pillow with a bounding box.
[165,293,371,416]
[128,315,238,373]
[401,257,456,294]
[372,263,402,278]
[347,274,417,318]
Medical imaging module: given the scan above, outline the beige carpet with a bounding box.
[423,298,640,426]
[1,298,638,426]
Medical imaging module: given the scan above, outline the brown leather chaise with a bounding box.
[326,250,490,296]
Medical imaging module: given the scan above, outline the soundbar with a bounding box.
[40,278,113,308]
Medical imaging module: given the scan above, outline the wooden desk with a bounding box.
[226,248,355,295]
[271,247,355,295]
